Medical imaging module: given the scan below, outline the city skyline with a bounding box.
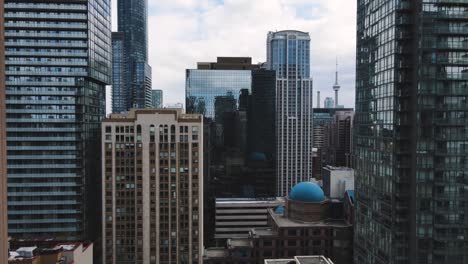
[110,0,357,108]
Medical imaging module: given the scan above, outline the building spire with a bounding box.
[333,57,341,108]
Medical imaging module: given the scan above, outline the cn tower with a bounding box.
[333,58,340,108]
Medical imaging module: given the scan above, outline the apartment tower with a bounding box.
[4,0,111,240]
[102,109,203,264]
[355,0,468,263]
[0,0,8,260]
[112,0,152,112]
[267,30,313,196]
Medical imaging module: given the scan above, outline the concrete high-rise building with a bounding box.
[355,1,468,263]
[0,0,8,260]
[102,109,203,264]
[152,89,163,108]
[112,0,152,112]
[324,97,335,109]
[267,30,313,197]
[4,0,111,240]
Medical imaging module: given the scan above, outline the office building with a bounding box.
[326,110,354,167]
[102,109,203,264]
[0,0,7,260]
[355,1,468,263]
[215,198,283,242]
[197,57,261,70]
[4,0,111,240]
[111,32,126,113]
[113,0,152,111]
[152,89,163,108]
[322,166,354,199]
[267,30,313,197]
[9,241,93,264]
[324,97,334,109]
[186,57,276,246]
[312,108,353,179]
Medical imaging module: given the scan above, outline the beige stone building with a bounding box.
[102,109,203,264]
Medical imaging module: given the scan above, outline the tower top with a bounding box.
[333,58,340,91]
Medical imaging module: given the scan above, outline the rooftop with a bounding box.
[264,256,335,264]
[323,165,354,171]
[204,248,228,259]
[266,209,351,229]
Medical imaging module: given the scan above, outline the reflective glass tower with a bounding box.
[186,58,277,246]
[113,0,152,112]
[355,1,468,263]
[4,0,111,240]
[151,89,163,108]
[111,32,126,113]
[267,30,313,197]
[0,0,7,259]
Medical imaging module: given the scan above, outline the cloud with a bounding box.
[112,0,357,108]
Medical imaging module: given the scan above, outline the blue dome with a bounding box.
[274,205,285,215]
[289,182,325,202]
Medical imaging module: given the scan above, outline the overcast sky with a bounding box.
[111,0,357,108]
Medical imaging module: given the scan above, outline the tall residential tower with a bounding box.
[102,109,203,264]
[4,0,111,240]
[0,0,8,260]
[267,30,313,196]
[355,1,468,263]
[112,0,152,112]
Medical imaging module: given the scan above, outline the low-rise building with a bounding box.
[8,242,93,264]
[265,256,335,264]
[205,182,353,264]
[322,166,354,199]
[215,198,284,242]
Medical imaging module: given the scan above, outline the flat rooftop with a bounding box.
[204,248,228,259]
[265,256,335,264]
[269,209,351,229]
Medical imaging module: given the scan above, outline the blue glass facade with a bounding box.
[113,0,152,112]
[4,0,111,240]
[355,1,468,263]
[267,30,313,196]
[111,32,126,113]
[186,70,252,118]
[152,89,163,108]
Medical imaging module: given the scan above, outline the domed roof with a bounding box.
[274,205,285,215]
[289,182,325,202]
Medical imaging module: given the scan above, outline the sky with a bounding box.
[111,0,357,108]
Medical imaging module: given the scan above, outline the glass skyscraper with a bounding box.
[112,0,152,112]
[186,58,277,246]
[186,70,252,118]
[111,32,126,113]
[4,0,111,240]
[355,1,468,263]
[151,89,163,108]
[267,30,313,196]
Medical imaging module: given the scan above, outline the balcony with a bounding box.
[5,22,87,30]
[6,50,88,57]
[5,32,88,39]
[5,13,87,20]
[6,60,88,66]
[434,26,468,35]
[4,3,87,11]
